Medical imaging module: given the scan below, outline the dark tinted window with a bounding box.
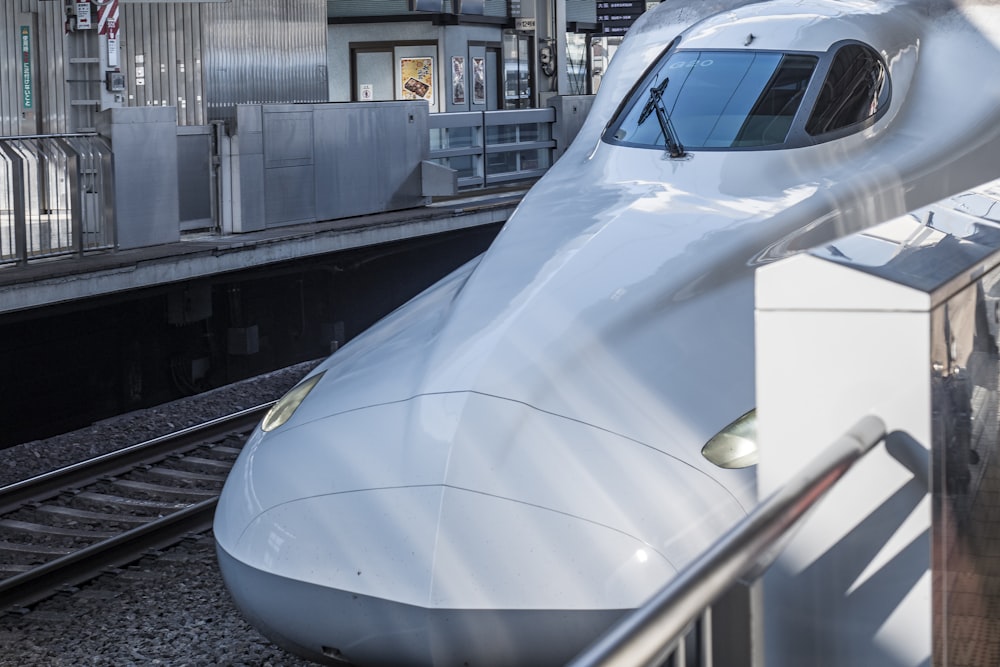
[608,50,817,150]
[805,44,887,135]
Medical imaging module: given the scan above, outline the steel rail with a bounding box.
[0,403,271,515]
[567,415,887,667]
[0,498,217,610]
[0,403,271,611]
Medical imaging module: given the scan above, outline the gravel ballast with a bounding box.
[0,360,323,666]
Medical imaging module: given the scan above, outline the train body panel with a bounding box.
[215,0,1000,664]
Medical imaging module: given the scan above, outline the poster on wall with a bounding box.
[400,57,434,102]
[451,56,466,105]
[472,56,485,105]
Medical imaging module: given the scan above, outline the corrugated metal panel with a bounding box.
[329,0,412,17]
[203,0,328,124]
[0,2,21,136]
[121,3,206,125]
[484,0,507,17]
[1,0,73,136]
[2,1,34,136]
[329,0,507,18]
[37,1,68,134]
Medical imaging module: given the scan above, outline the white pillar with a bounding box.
[754,182,1000,666]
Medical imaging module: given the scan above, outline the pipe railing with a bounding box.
[0,133,114,266]
[428,108,556,190]
[568,414,888,667]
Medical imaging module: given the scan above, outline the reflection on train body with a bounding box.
[933,273,1000,667]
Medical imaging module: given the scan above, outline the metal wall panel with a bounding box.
[37,1,68,134]
[202,0,328,125]
[1,3,22,136]
[121,3,206,126]
[330,0,411,16]
[1,1,75,136]
[329,0,507,18]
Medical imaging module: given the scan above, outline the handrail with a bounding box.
[0,133,114,264]
[567,414,887,667]
[0,132,99,141]
[428,109,556,189]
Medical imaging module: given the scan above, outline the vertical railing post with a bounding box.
[479,109,487,188]
[0,142,28,265]
[99,137,116,250]
[66,148,83,256]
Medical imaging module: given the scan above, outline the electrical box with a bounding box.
[106,71,125,92]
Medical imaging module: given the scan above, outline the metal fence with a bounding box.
[428,108,556,189]
[0,134,114,265]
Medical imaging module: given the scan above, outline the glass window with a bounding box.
[806,44,888,136]
[607,50,818,150]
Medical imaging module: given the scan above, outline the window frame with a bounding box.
[601,38,892,152]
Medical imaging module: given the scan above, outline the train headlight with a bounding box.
[701,409,758,469]
[261,371,326,432]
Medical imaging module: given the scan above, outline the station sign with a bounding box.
[596,0,647,35]
[20,26,32,110]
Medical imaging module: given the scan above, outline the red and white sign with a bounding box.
[97,0,120,39]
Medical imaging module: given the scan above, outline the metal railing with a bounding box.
[428,108,556,190]
[568,415,888,667]
[0,133,114,266]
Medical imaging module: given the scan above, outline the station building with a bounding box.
[0,0,625,134]
[0,0,656,255]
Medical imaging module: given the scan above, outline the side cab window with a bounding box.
[805,43,889,137]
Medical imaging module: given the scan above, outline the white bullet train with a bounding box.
[214,0,1000,664]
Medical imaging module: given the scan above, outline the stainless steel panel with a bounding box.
[233,104,265,232]
[313,101,428,220]
[265,164,316,225]
[96,105,180,248]
[330,0,507,17]
[122,3,206,126]
[931,273,1000,667]
[262,110,314,168]
[1,3,56,136]
[202,0,328,125]
[1,9,23,136]
[37,1,68,134]
[177,126,214,230]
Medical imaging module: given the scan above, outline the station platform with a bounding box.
[0,188,526,317]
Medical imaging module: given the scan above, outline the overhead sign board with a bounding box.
[596,0,646,35]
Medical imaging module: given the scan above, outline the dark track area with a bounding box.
[1,224,501,448]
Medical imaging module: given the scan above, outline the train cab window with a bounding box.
[606,50,818,150]
[805,43,888,136]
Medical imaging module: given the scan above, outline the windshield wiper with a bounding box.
[637,77,686,158]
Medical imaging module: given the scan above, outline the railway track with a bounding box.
[0,404,270,613]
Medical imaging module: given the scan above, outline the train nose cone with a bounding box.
[215,392,744,666]
[216,486,672,666]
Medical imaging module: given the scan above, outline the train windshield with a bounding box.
[607,50,819,150]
